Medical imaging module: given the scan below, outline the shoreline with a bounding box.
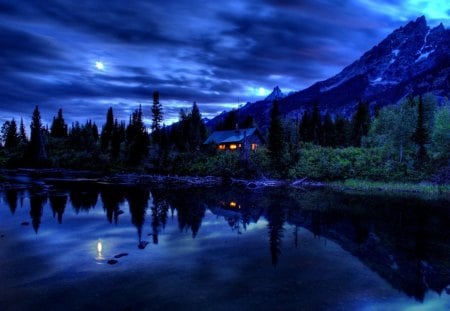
[0,168,449,197]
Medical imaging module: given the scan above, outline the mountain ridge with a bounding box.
[207,16,449,132]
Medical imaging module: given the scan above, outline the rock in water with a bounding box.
[107,259,118,265]
[114,253,129,258]
[138,241,149,249]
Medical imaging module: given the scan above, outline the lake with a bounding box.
[0,182,449,310]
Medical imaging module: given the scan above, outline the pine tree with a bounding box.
[151,91,163,144]
[29,106,47,165]
[126,105,149,165]
[268,100,285,161]
[310,102,322,145]
[188,102,206,150]
[101,107,114,152]
[350,101,371,146]
[299,111,311,142]
[19,118,27,144]
[321,112,335,147]
[412,95,429,167]
[1,119,19,149]
[50,108,68,138]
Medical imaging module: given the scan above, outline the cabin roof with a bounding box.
[203,128,259,144]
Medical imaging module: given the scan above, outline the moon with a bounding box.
[95,61,105,71]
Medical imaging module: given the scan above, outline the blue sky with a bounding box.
[0,0,448,127]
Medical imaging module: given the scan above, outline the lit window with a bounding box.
[229,201,237,207]
[229,144,237,150]
[251,143,258,151]
[218,144,226,150]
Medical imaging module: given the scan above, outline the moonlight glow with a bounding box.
[95,61,105,71]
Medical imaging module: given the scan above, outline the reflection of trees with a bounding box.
[150,192,169,244]
[100,188,125,224]
[70,187,99,212]
[4,189,18,214]
[169,195,205,238]
[29,191,47,233]
[267,203,285,267]
[49,193,67,224]
[127,188,149,244]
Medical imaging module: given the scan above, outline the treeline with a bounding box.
[0,92,449,182]
[0,91,208,172]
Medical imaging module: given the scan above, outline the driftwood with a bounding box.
[1,169,324,190]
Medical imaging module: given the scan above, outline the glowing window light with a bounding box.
[218,144,226,150]
[230,201,237,207]
[229,144,237,150]
[251,143,258,151]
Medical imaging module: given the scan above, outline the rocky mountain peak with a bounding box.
[265,86,285,101]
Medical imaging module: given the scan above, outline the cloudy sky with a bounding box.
[0,0,449,128]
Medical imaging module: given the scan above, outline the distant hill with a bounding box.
[207,16,449,133]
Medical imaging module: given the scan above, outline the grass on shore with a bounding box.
[329,179,450,197]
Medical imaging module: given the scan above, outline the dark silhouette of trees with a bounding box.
[28,106,48,166]
[1,119,19,149]
[216,109,238,131]
[321,112,335,147]
[151,91,163,144]
[101,107,114,152]
[350,101,371,146]
[126,105,149,165]
[413,96,429,168]
[50,108,68,138]
[268,100,285,159]
[111,119,126,159]
[310,102,322,145]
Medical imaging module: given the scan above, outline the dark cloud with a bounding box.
[0,0,448,127]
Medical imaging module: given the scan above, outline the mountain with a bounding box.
[206,16,449,133]
[264,86,285,101]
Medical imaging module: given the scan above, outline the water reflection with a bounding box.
[1,184,449,302]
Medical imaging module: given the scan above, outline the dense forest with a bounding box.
[0,92,449,183]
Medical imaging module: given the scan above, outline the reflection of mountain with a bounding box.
[284,192,450,301]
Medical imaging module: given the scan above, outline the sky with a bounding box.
[0,0,449,129]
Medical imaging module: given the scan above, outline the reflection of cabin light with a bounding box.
[97,241,103,254]
[229,144,237,150]
[251,143,258,151]
[218,144,226,150]
[230,201,237,207]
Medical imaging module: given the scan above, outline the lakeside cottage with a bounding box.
[203,127,265,152]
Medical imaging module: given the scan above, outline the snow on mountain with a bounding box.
[207,16,450,133]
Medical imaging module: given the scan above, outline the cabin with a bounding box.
[203,128,265,152]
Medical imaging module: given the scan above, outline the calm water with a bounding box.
[0,182,449,311]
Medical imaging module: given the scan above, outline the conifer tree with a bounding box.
[310,102,322,145]
[29,106,47,165]
[151,91,163,144]
[412,95,429,167]
[1,119,18,149]
[126,105,149,165]
[101,107,114,152]
[268,100,285,161]
[50,108,68,138]
[19,118,27,144]
[350,101,371,146]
